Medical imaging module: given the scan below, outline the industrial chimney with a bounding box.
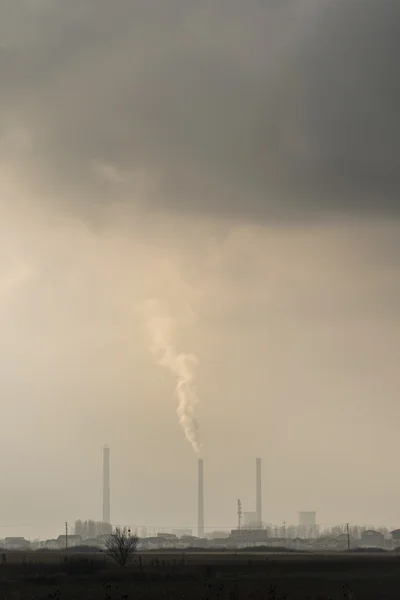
[103,446,110,524]
[256,457,262,528]
[197,458,204,538]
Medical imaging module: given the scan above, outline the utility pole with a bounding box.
[65,522,68,550]
[237,499,242,530]
[346,523,350,551]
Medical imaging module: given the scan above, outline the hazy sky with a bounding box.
[0,0,399,539]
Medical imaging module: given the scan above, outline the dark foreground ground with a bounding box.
[1,551,400,599]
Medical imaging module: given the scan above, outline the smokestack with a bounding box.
[256,457,262,528]
[103,446,110,524]
[197,458,204,538]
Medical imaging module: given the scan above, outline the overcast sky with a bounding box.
[0,0,399,539]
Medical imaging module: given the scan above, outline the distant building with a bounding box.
[79,538,104,548]
[360,530,385,548]
[157,533,177,539]
[56,534,82,549]
[391,529,400,546]
[291,537,313,550]
[172,529,192,538]
[298,511,318,538]
[42,539,59,550]
[314,536,340,550]
[206,531,229,540]
[180,535,198,544]
[4,537,30,550]
[143,535,181,549]
[335,533,353,550]
[243,511,258,529]
[230,529,269,543]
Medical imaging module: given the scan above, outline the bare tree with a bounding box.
[105,527,139,567]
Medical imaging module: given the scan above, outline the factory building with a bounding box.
[237,458,263,530]
[172,529,193,538]
[298,511,318,538]
[230,528,269,543]
[243,511,258,529]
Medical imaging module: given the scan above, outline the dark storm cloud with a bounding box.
[1,0,400,220]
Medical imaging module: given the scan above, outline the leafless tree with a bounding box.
[105,527,139,567]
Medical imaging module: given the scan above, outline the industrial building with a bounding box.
[243,511,258,529]
[172,528,193,537]
[230,528,269,543]
[298,511,318,538]
[237,458,263,530]
[196,456,263,538]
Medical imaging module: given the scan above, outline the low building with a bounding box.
[314,536,339,550]
[180,535,198,543]
[360,530,385,548]
[289,537,311,550]
[206,531,229,540]
[4,537,30,550]
[230,528,268,540]
[172,529,192,538]
[57,534,82,549]
[333,533,354,550]
[79,538,104,548]
[40,539,59,550]
[141,536,169,549]
[157,533,177,540]
[390,529,400,546]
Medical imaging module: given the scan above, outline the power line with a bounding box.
[0,524,34,528]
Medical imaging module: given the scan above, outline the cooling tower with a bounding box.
[103,446,110,524]
[197,458,204,538]
[256,457,262,528]
[298,511,316,527]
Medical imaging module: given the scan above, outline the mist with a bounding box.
[0,0,399,539]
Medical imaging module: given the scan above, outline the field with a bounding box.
[1,551,400,599]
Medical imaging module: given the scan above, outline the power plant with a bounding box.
[94,452,324,548]
[237,458,263,530]
[102,446,110,524]
[99,452,264,537]
[195,457,262,537]
[197,458,204,538]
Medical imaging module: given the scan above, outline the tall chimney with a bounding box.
[256,457,262,528]
[197,458,204,538]
[103,446,110,524]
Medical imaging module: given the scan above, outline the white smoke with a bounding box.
[145,298,200,454]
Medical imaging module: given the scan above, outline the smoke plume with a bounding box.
[145,299,200,454]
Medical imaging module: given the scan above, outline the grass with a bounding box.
[0,551,399,598]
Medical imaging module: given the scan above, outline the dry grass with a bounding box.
[0,551,399,598]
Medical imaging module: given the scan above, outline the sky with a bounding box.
[0,0,399,540]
